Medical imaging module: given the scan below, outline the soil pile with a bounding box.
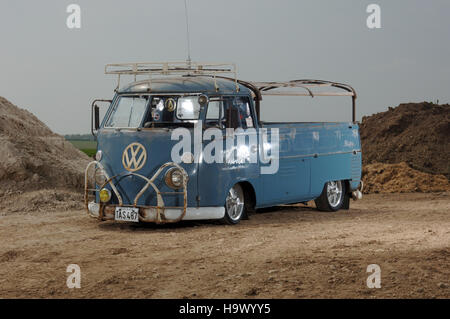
[360,102,450,179]
[0,96,90,213]
[362,162,450,194]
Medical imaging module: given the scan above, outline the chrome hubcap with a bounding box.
[225,184,244,221]
[327,180,343,208]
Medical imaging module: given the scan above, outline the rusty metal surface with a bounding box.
[84,161,188,224]
[105,62,240,93]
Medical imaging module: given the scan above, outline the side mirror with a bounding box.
[91,99,112,137]
[94,105,100,130]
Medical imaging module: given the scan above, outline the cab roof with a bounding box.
[118,76,252,95]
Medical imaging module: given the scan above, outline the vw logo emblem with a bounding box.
[122,142,147,172]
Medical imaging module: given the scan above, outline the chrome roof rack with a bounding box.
[105,61,239,92]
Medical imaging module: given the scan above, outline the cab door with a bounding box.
[197,96,259,207]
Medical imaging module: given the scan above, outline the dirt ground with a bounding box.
[0,193,449,299]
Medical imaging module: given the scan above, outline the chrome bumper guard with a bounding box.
[84,161,190,223]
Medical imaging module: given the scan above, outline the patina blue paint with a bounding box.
[95,76,362,211]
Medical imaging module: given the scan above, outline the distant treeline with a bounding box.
[64,134,95,141]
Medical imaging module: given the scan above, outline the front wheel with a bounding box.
[220,184,245,225]
[314,180,346,212]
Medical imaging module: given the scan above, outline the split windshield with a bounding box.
[105,96,148,128]
[104,95,201,128]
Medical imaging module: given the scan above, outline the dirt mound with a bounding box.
[0,97,90,212]
[360,102,450,178]
[362,162,450,194]
[0,190,84,214]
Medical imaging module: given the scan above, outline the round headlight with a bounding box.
[99,188,111,203]
[95,168,108,186]
[95,150,103,161]
[165,168,184,189]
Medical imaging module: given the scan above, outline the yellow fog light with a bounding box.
[99,188,111,203]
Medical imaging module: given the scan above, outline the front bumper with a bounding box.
[87,202,225,222]
[85,160,218,223]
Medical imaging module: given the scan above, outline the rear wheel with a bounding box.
[221,184,245,225]
[315,180,346,212]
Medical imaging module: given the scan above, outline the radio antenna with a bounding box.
[184,0,192,68]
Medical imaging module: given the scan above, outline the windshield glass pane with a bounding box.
[176,96,201,120]
[105,96,148,128]
[206,101,221,119]
[143,96,201,126]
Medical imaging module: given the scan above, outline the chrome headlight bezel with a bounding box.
[95,168,108,186]
[164,168,184,190]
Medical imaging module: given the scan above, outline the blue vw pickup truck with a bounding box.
[85,62,362,225]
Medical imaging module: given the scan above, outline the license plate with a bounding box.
[115,207,139,223]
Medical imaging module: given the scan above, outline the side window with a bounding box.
[240,97,254,129]
[224,96,254,129]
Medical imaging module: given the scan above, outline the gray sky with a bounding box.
[0,0,449,134]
